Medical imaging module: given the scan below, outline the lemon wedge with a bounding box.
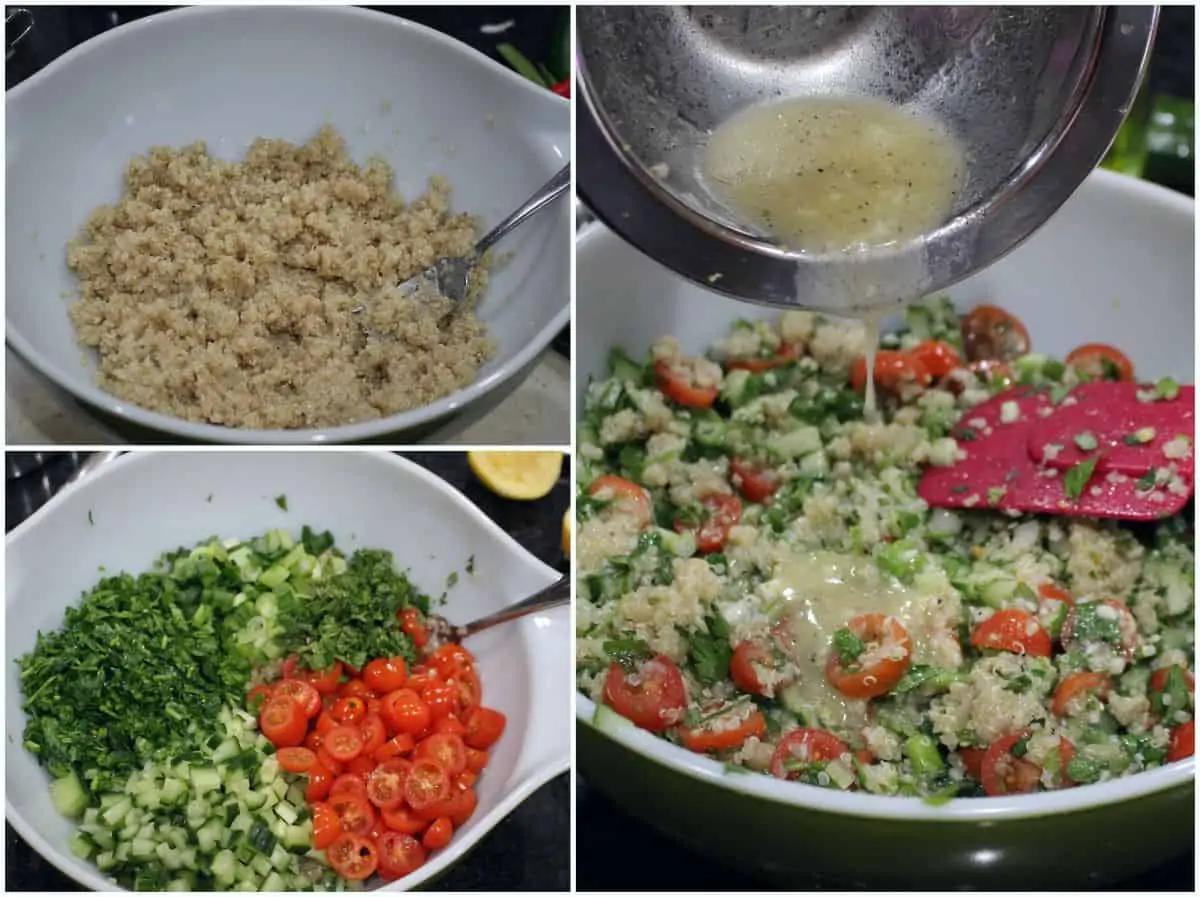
[467,451,563,501]
[562,508,572,557]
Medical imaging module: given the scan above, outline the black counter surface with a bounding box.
[5,450,570,891]
[5,4,571,360]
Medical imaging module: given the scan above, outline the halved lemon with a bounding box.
[467,451,564,501]
[562,508,572,557]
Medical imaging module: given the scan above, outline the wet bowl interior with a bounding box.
[5,6,570,444]
[576,6,1156,309]
[574,169,1195,888]
[5,452,570,890]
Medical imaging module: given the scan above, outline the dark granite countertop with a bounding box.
[5,451,570,891]
[5,4,571,360]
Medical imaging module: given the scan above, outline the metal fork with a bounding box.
[352,163,570,334]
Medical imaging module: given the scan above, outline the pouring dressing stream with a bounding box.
[702,95,967,417]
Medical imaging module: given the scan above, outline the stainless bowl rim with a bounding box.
[577,6,1159,310]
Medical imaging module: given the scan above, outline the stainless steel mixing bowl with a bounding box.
[576,6,1158,312]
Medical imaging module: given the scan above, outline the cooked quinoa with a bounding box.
[577,296,1195,799]
[67,126,494,430]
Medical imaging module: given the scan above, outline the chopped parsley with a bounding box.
[1063,455,1102,500]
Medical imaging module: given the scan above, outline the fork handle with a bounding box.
[473,164,571,257]
[459,574,570,639]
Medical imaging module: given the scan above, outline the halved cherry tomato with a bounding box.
[1066,343,1134,382]
[277,747,318,774]
[404,759,451,811]
[850,350,931,395]
[272,679,322,719]
[907,340,962,380]
[364,657,409,694]
[1037,583,1074,606]
[1150,664,1195,695]
[769,729,850,780]
[346,754,376,781]
[654,359,719,409]
[961,304,1031,362]
[824,614,913,700]
[454,771,479,791]
[302,662,344,696]
[984,733,1070,796]
[376,830,426,881]
[725,342,799,373]
[315,711,339,736]
[970,609,1052,658]
[330,774,370,801]
[304,731,324,753]
[958,747,986,781]
[381,804,429,836]
[430,645,475,681]
[730,457,782,504]
[551,79,571,98]
[603,654,688,733]
[422,817,454,851]
[399,607,430,650]
[326,833,378,881]
[433,716,468,738]
[259,696,308,748]
[317,746,345,776]
[447,668,483,712]
[1168,720,1195,763]
[450,787,478,827]
[465,748,489,773]
[331,695,367,725]
[678,708,766,753]
[422,682,461,719]
[328,791,376,836]
[674,492,742,553]
[382,688,433,736]
[358,713,388,757]
[407,666,442,690]
[588,475,653,529]
[730,640,780,697]
[337,678,375,701]
[366,760,410,810]
[311,802,340,850]
[1052,672,1112,718]
[464,707,507,751]
[246,683,274,711]
[416,732,468,775]
[306,761,336,802]
[376,733,417,762]
[324,725,365,763]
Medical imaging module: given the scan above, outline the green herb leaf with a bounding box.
[603,638,653,669]
[832,627,866,664]
[496,43,549,87]
[1063,455,1101,500]
[274,494,288,511]
[687,615,733,685]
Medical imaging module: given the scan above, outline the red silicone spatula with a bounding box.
[918,381,1194,521]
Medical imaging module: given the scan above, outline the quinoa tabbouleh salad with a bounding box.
[576,296,1194,800]
[18,527,506,889]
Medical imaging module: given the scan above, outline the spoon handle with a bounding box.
[473,164,571,257]
[459,574,570,640]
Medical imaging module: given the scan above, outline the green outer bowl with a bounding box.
[578,718,1194,889]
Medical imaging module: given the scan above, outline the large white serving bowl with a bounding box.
[574,169,1195,889]
[6,6,569,444]
[6,452,570,890]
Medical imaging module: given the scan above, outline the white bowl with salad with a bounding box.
[6,451,570,890]
[574,169,1195,888]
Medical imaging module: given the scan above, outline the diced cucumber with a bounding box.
[69,831,94,861]
[49,772,89,819]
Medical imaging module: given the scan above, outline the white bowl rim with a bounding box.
[5,4,570,445]
[574,166,1196,822]
[6,452,570,891]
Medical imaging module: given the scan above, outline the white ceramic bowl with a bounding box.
[6,6,570,444]
[575,169,1195,888]
[6,452,570,891]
